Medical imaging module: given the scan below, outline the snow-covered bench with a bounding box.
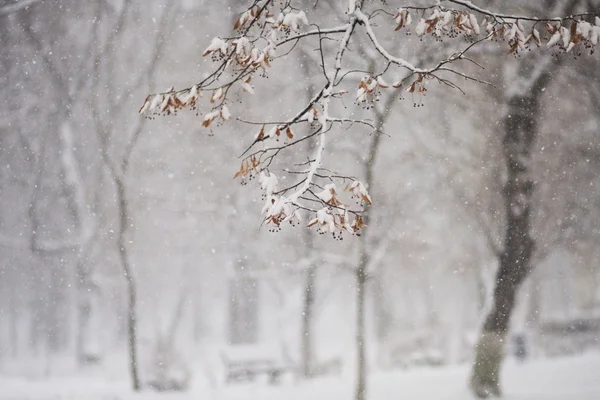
[221,344,296,385]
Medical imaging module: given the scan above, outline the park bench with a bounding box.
[221,344,296,385]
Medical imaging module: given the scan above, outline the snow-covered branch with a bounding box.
[140,0,600,236]
[354,9,421,72]
[446,0,596,23]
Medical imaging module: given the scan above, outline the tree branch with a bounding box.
[446,0,595,23]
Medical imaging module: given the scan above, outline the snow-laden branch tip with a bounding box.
[446,0,598,23]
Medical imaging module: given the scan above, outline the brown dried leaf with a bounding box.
[138,95,151,114]
[570,21,577,38]
[256,126,265,141]
[233,18,242,30]
[250,156,261,169]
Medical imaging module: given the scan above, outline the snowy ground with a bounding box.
[1,352,600,400]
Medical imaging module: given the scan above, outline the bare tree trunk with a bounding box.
[471,81,549,399]
[352,89,391,400]
[116,177,140,391]
[76,239,98,364]
[76,278,91,364]
[469,1,584,394]
[9,276,18,357]
[355,253,368,400]
[166,290,187,348]
[301,264,316,378]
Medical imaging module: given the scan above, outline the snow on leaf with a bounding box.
[532,29,541,46]
[268,197,284,218]
[147,95,162,114]
[314,208,335,233]
[297,11,308,26]
[350,215,365,232]
[211,87,224,103]
[376,76,389,88]
[356,87,367,102]
[561,26,570,47]
[250,48,260,64]
[577,22,591,39]
[307,217,319,228]
[274,12,285,27]
[233,10,253,30]
[203,37,228,57]
[282,11,308,32]
[281,208,301,224]
[393,8,412,30]
[264,43,276,59]
[547,31,561,48]
[261,195,277,214]
[315,183,336,203]
[259,171,278,196]
[393,8,404,23]
[266,125,279,139]
[139,95,152,114]
[348,181,372,205]
[262,195,298,227]
[242,77,254,94]
[159,94,172,112]
[202,110,219,128]
[469,14,480,35]
[367,79,378,92]
[255,125,265,141]
[234,37,250,55]
[415,19,426,37]
[177,88,197,107]
[220,105,231,120]
[506,23,518,41]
